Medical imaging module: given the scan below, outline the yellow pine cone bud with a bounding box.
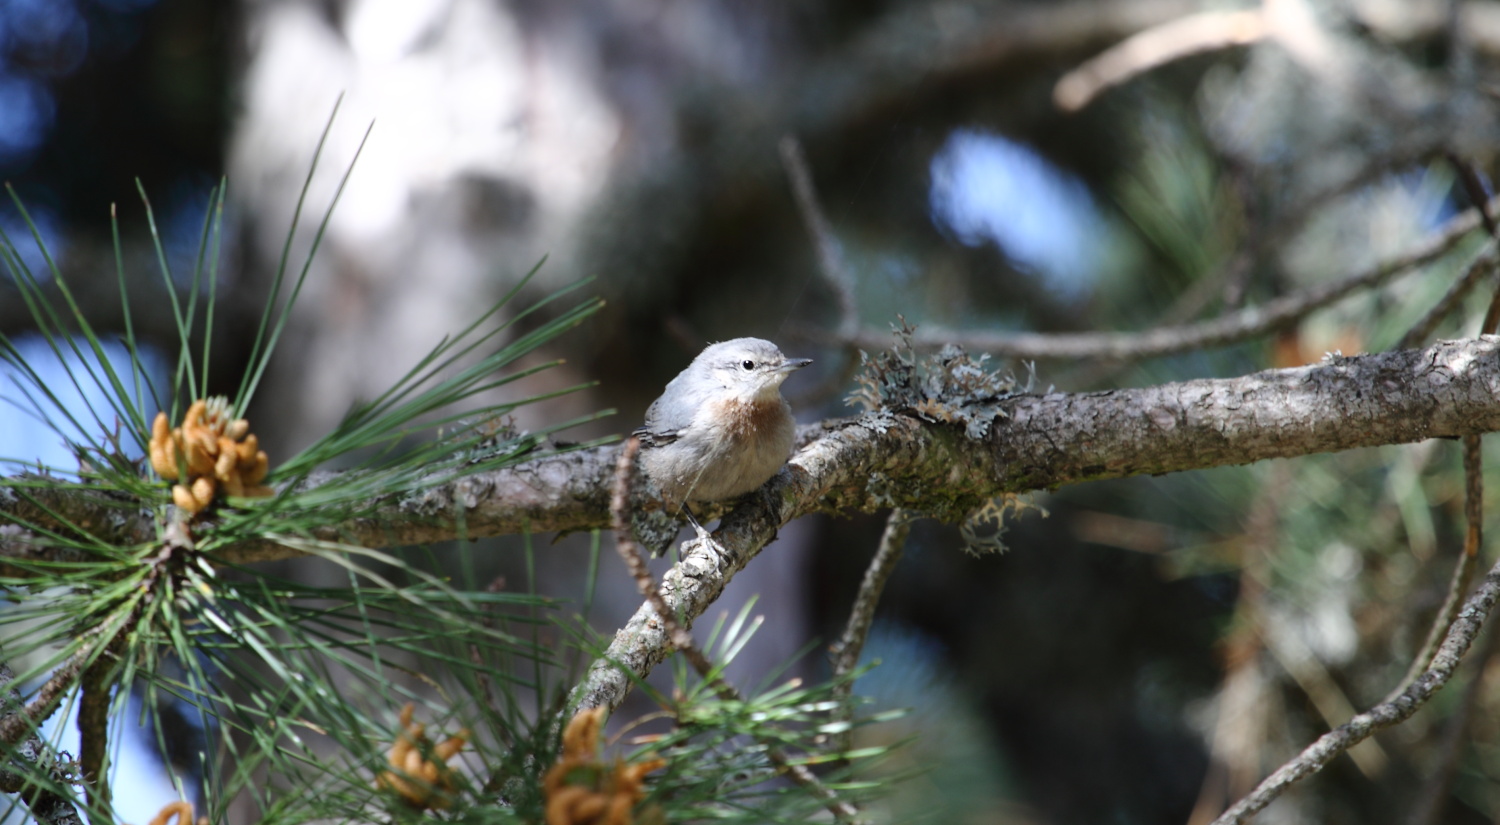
[542,708,665,825]
[151,397,274,515]
[225,418,249,441]
[235,434,258,463]
[222,472,244,499]
[214,438,238,482]
[150,413,178,479]
[244,450,270,487]
[191,477,215,510]
[375,703,469,810]
[171,485,197,512]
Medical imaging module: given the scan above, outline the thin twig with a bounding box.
[1396,245,1498,350]
[830,509,913,679]
[608,437,864,824]
[1230,161,1500,821]
[801,193,1496,362]
[1404,622,1500,825]
[1211,547,1500,824]
[1449,153,1499,241]
[1054,8,1267,111]
[1389,160,1500,821]
[828,508,913,752]
[779,134,865,408]
[1389,154,1497,697]
[779,136,859,341]
[1443,153,1500,336]
[609,438,720,682]
[1387,436,1484,702]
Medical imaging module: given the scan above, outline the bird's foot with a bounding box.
[682,507,722,553]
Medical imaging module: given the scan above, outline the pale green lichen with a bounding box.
[847,320,1023,440]
[866,470,898,508]
[960,493,1049,556]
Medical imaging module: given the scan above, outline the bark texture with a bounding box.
[3,337,1498,575]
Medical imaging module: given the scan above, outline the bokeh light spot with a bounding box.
[930,129,1106,300]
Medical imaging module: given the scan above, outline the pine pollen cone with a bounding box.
[144,799,208,825]
[375,703,470,810]
[150,397,273,514]
[542,708,666,825]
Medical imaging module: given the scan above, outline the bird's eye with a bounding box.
[741,360,756,370]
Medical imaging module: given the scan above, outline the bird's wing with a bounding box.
[636,372,708,446]
[633,424,680,447]
[635,393,687,446]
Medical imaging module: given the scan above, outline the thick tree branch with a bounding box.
[4,338,1500,575]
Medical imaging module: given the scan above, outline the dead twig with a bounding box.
[828,508,914,754]
[779,136,859,341]
[829,509,913,679]
[1403,622,1500,825]
[1396,245,1497,350]
[1391,153,1497,700]
[779,135,865,407]
[1387,436,1484,703]
[1211,545,1500,824]
[1388,158,1500,821]
[1055,8,1267,111]
[608,438,721,683]
[811,192,1494,362]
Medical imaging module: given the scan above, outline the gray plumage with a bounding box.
[636,338,811,508]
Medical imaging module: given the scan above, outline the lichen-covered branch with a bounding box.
[0,664,83,825]
[4,338,1500,576]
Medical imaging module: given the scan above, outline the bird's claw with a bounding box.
[686,515,722,553]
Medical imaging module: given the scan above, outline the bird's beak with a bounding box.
[779,358,813,373]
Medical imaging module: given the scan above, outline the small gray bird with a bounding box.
[636,338,811,535]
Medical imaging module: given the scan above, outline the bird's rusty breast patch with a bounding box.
[703,397,785,438]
